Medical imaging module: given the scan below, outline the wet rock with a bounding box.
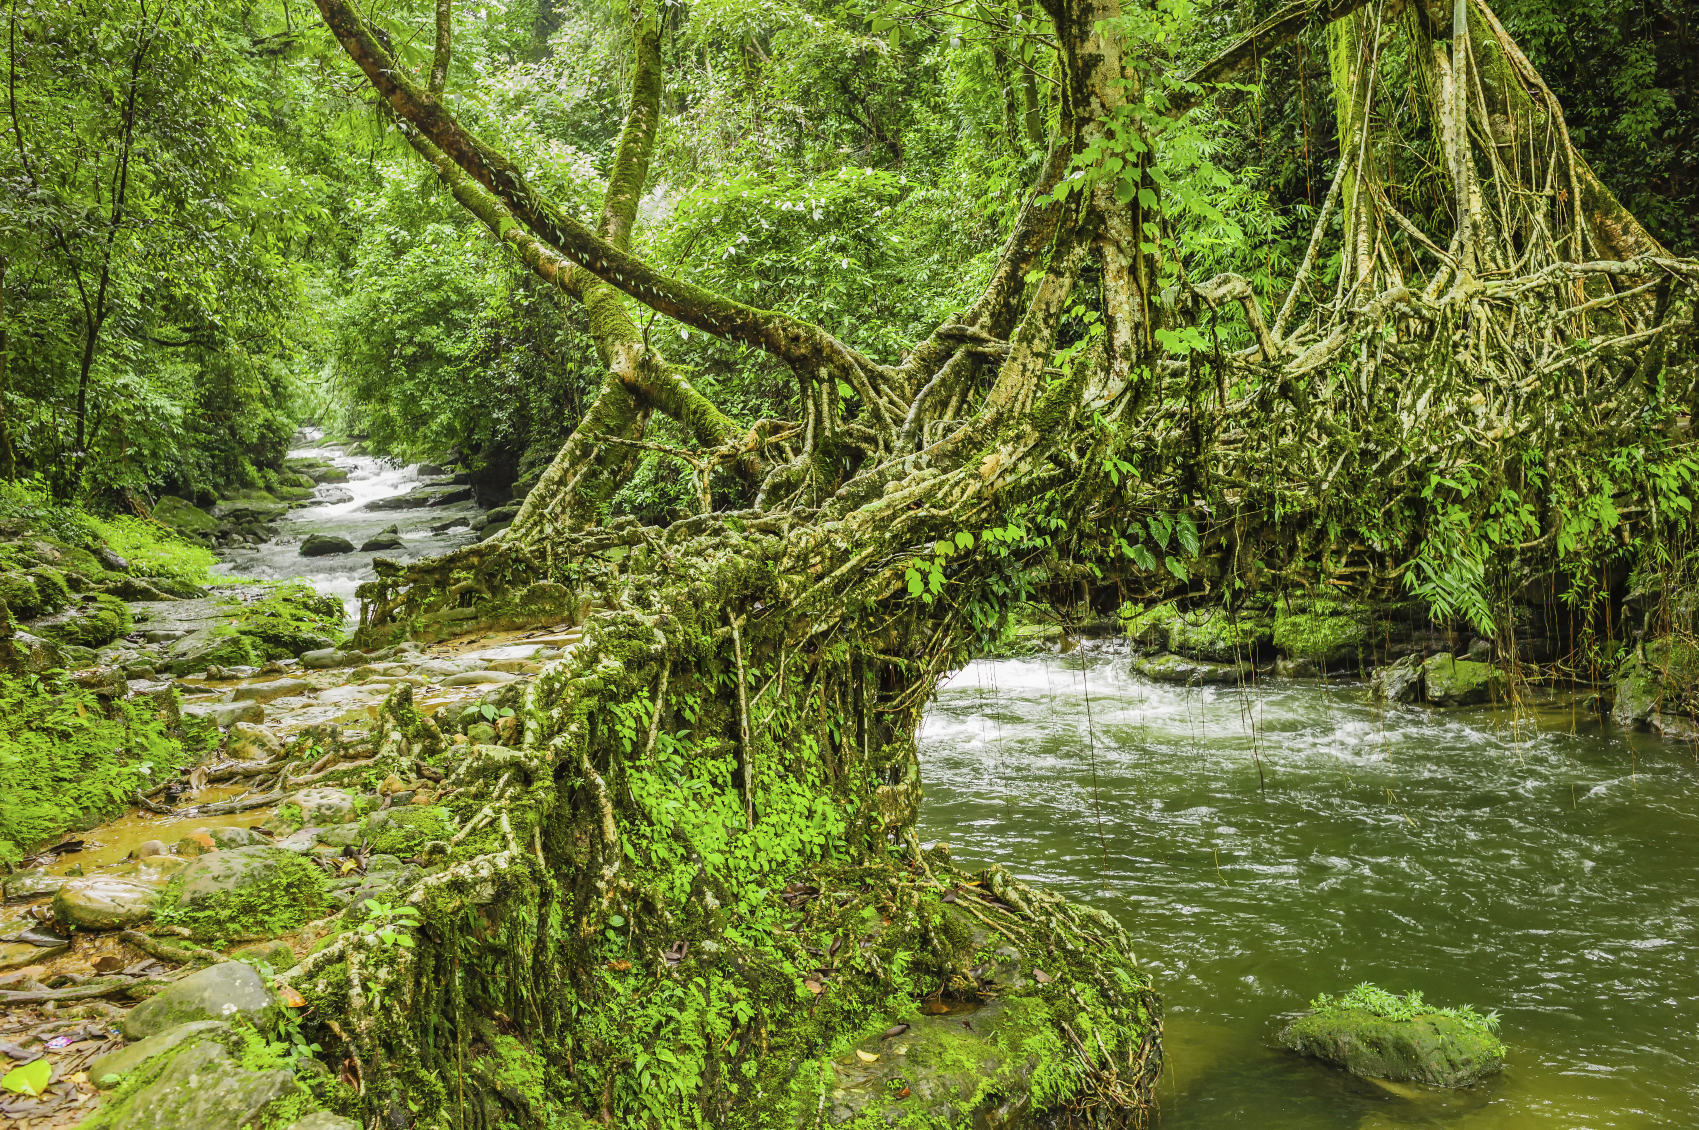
[203,826,269,849]
[1421,654,1506,707]
[131,840,171,860]
[52,876,157,929]
[363,484,472,510]
[182,699,265,728]
[231,678,312,705]
[3,869,66,901]
[1131,652,1255,685]
[1281,1010,1504,1087]
[1369,654,1424,704]
[1,938,68,969]
[360,525,405,552]
[271,828,323,853]
[301,647,358,669]
[294,787,357,824]
[442,670,518,686]
[300,534,356,557]
[95,1034,294,1128]
[89,1020,236,1088]
[124,961,277,1038]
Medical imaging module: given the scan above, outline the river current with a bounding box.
[917,651,1699,1128]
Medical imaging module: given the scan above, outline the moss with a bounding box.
[1120,600,1177,648]
[0,675,194,864]
[0,572,43,619]
[361,805,455,855]
[154,849,328,941]
[1272,603,1367,666]
[1167,607,1271,662]
[34,593,132,648]
[232,582,345,659]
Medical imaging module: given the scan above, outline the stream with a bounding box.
[195,443,1699,1125]
[917,651,1699,1128]
[212,433,483,615]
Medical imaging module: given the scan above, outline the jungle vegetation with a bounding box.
[6,0,1699,1127]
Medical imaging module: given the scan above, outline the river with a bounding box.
[917,651,1699,1128]
[212,434,484,615]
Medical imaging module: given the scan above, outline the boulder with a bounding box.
[1369,654,1424,704]
[300,647,357,669]
[176,845,290,908]
[1421,654,1506,707]
[294,787,357,825]
[123,962,276,1038]
[52,876,157,929]
[3,869,66,901]
[152,496,219,536]
[1131,652,1254,685]
[93,1036,294,1129]
[181,699,265,728]
[360,806,455,855]
[231,678,312,704]
[360,525,404,552]
[130,840,171,860]
[441,670,519,686]
[363,485,472,511]
[174,831,219,857]
[89,1020,236,1088]
[1281,1009,1505,1087]
[300,533,355,557]
[203,826,269,849]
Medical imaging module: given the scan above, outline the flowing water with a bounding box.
[213,432,483,615]
[917,650,1699,1128]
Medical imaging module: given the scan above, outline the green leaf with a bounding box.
[608,914,626,927]
[2,1058,51,1097]
[1130,544,1157,571]
[1164,556,1189,581]
[1176,514,1200,555]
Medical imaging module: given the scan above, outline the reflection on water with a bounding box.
[212,432,481,616]
[916,650,1699,1127]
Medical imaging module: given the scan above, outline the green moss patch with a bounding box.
[360,806,455,855]
[0,676,195,864]
[154,847,328,941]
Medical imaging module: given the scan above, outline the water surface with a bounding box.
[917,651,1699,1128]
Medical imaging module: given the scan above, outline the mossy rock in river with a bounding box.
[1282,1009,1505,1088]
[29,592,132,649]
[1272,601,1368,670]
[1421,654,1505,706]
[1131,651,1254,685]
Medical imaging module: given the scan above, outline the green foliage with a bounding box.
[88,515,219,586]
[228,582,347,658]
[154,850,328,941]
[0,675,191,863]
[1308,983,1501,1037]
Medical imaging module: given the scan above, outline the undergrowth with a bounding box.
[1308,983,1500,1035]
[0,675,193,864]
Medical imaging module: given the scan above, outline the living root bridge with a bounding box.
[300,515,1160,1129]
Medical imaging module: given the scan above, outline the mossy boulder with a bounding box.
[84,1033,296,1130]
[1612,638,1699,735]
[1421,654,1505,706]
[1131,652,1253,685]
[122,962,278,1038]
[300,534,355,557]
[1272,602,1368,670]
[1167,607,1271,662]
[152,496,219,536]
[52,876,158,929]
[31,593,132,649]
[89,1020,237,1088]
[157,846,326,938]
[1281,1009,1505,1087]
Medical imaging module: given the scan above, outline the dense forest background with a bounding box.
[3,0,1693,515]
